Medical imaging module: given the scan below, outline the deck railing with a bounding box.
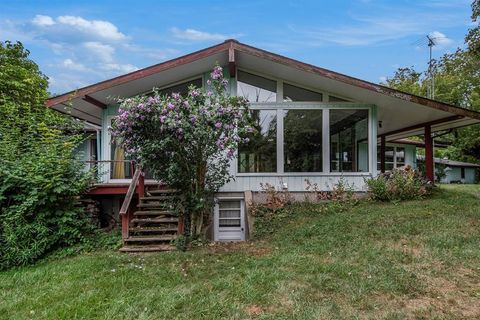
[85,160,134,182]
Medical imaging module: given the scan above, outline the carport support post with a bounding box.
[380,135,386,173]
[425,125,434,183]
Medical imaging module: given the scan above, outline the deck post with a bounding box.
[380,135,386,173]
[137,170,145,198]
[425,125,434,182]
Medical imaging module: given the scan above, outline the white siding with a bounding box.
[220,174,371,192]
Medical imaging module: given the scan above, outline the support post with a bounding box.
[121,208,130,239]
[380,135,386,173]
[425,125,434,182]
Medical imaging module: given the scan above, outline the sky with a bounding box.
[0,0,476,94]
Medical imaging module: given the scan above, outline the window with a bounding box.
[237,70,276,102]
[330,109,369,172]
[157,78,202,97]
[461,168,466,179]
[218,200,242,227]
[283,83,323,102]
[329,95,349,102]
[377,146,406,171]
[238,110,277,173]
[110,140,132,179]
[284,109,323,172]
[396,147,405,168]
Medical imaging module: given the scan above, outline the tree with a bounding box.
[111,66,253,246]
[0,41,93,269]
[383,1,480,164]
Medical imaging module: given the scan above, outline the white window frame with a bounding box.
[234,102,373,177]
[213,198,246,241]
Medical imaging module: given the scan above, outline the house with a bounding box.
[417,155,479,184]
[46,40,480,247]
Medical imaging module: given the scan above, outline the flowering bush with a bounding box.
[366,166,434,201]
[110,66,253,243]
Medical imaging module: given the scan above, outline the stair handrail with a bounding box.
[119,166,142,215]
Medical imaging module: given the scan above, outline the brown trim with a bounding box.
[379,116,462,138]
[231,41,480,120]
[46,39,480,121]
[83,95,107,109]
[46,41,231,107]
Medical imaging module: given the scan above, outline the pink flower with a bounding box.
[214,122,222,129]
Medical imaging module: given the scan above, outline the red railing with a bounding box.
[119,165,145,239]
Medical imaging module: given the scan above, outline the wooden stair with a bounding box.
[120,189,180,252]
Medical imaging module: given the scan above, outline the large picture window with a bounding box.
[238,110,277,173]
[330,109,369,172]
[284,109,323,172]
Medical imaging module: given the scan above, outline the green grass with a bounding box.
[1,185,479,319]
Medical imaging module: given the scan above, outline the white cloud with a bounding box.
[55,15,126,42]
[379,76,387,83]
[101,63,138,73]
[170,27,232,41]
[62,58,89,71]
[429,31,453,47]
[289,8,463,47]
[32,15,55,26]
[83,41,115,62]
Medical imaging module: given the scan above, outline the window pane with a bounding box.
[284,109,322,172]
[377,146,394,171]
[238,110,277,173]
[237,70,276,102]
[219,200,241,209]
[158,78,202,97]
[330,109,369,172]
[283,83,322,102]
[110,141,132,179]
[219,219,241,227]
[329,95,349,102]
[396,147,405,167]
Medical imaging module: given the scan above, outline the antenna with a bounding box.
[426,35,436,99]
[411,34,447,100]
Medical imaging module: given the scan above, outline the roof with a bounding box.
[417,155,480,168]
[46,39,480,137]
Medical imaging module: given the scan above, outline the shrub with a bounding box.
[366,166,434,201]
[110,65,254,246]
[0,41,94,269]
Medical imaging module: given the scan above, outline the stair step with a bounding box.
[133,210,175,216]
[140,196,174,201]
[119,244,175,252]
[147,189,178,195]
[137,203,171,208]
[129,227,178,233]
[131,217,179,224]
[125,235,176,242]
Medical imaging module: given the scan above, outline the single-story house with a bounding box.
[47,40,480,248]
[417,155,479,184]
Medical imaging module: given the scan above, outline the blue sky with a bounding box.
[0,0,475,94]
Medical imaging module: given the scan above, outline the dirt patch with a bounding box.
[245,305,264,317]
[386,238,425,258]
[401,264,480,318]
[208,241,272,257]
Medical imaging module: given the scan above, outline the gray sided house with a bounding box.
[417,156,480,184]
[47,40,480,247]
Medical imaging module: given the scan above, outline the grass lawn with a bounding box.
[1,185,479,319]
